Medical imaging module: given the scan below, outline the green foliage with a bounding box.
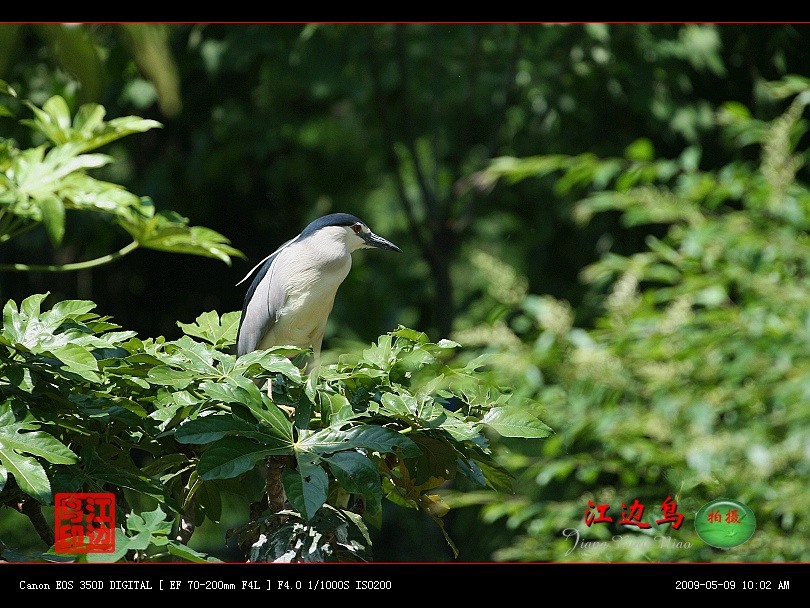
[71,507,223,564]
[0,401,78,503]
[446,78,810,562]
[0,81,243,271]
[0,295,547,562]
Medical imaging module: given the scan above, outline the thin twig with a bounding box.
[0,240,140,272]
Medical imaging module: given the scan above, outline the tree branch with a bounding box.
[14,496,54,548]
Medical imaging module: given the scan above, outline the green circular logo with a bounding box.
[694,498,756,549]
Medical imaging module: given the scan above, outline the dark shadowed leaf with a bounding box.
[283,455,329,521]
[197,436,291,480]
[299,425,419,458]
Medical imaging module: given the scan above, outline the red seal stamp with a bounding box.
[54,493,116,553]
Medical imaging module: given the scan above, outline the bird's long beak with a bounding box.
[362,231,402,252]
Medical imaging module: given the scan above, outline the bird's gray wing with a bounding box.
[236,237,296,355]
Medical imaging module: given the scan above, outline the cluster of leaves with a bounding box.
[0,80,242,272]
[0,296,550,562]
[443,76,810,562]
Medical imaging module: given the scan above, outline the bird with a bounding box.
[235,213,402,367]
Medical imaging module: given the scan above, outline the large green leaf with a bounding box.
[405,434,458,486]
[481,406,553,438]
[50,343,101,382]
[437,410,485,442]
[228,376,294,440]
[197,436,291,480]
[55,173,141,214]
[22,95,162,151]
[174,415,261,444]
[2,294,45,346]
[298,425,420,458]
[283,454,329,520]
[146,366,197,389]
[177,310,241,348]
[11,144,111,199]
[20,293,48,321]
[233,348,304,380]
[166,543,223,563]
[175,414,288,445]
[471,457,514,494]
[380,393,414,417]
[0,405,71,503]
[41,299,97,326]
[390,326,431,343]
[126,505,174,536]
[318,392,356,427]
[325,450,382,515]
[0,449,51,503]
[0,425,78,465]
[168,336,219,375]
[361,334,395,370]
[198,381,253,405]
[38,194,65,246]
[119,207,244,265]
[0,403,78,464]
[83,529,139,563]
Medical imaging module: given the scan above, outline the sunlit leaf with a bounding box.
[38,195,65,246]
[481,406,553,439]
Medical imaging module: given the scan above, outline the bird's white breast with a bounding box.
[256,228,353,351]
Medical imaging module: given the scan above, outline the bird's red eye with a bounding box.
[352,223,363,234]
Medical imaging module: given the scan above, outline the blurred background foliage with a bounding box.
[0,23,807,561]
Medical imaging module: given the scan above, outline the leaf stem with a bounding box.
[0,240,140,272]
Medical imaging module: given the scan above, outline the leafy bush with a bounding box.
[0,80,241,273]
[445,76,810,562]
[0,298,549,562]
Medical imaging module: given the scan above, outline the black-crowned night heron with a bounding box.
[236,213,402,365]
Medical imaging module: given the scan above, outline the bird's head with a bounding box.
[300,213,402,254]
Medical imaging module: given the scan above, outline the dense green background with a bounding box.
[1,23,807,562]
